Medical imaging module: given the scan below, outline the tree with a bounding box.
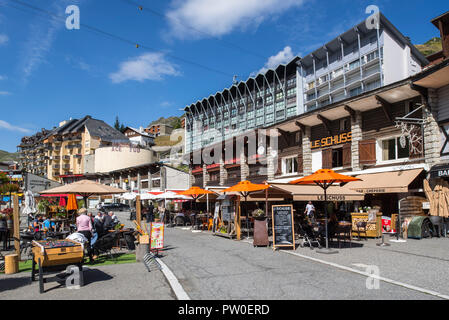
[114,116,121,131]
[114,116,127,133]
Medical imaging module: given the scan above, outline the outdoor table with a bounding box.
[108,229,133,249]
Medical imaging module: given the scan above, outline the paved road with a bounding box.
[159,228,441,300]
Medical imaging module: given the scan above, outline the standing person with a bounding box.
[304,201,316,224]
[146,202,155,223]
[76,208,94,263]
[103,211,113,231]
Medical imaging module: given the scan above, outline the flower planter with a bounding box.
[253,219,269,247]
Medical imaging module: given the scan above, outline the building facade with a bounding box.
[184,13,427,160]
[17,116,129,181]
[123,126,155,148]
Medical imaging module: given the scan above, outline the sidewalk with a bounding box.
[0,258,175,300]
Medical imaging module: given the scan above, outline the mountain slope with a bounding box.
[0,150,19,162]
[415,37,442,56]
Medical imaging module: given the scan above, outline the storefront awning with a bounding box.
[271,184,364,202]
[349,169,424,194]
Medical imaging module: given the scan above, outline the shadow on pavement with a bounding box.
[0,277,31,293]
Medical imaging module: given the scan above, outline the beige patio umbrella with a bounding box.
[442,180,449,218]
[423,179,436,216]
[434,183,443,217]
[40,179,126,208]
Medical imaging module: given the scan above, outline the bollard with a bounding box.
[5,254,19,274]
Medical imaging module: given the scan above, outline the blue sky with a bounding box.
[0,0,447,152]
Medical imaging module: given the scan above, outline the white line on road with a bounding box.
[156,257,191,300]
[240,239,449,299]
[282,250,449,300]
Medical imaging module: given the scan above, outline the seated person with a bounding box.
[102,212,114,231]
[33,215,43,232]
[42,216,56,232]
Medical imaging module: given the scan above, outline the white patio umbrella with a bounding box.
[22,190,36,216]
[122,192,137,200]
[140,193,159,201]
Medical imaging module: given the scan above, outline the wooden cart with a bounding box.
[31,240,84,293]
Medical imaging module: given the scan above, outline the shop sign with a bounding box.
[354,188,386,194]
[272,205,295,250]
[317,195,347,201]
[150,222,164,250]
[311,132,352,150]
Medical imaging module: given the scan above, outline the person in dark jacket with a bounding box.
[102,212,114,231]
[146,202,155,223]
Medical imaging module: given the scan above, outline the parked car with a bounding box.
[99,203,129,212]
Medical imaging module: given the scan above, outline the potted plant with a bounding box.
[252,208,269,247]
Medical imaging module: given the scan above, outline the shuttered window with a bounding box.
[359,139,377,165]
[342,143,352,168]
[322,148,333,169]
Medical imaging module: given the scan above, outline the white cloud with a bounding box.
[0,91,11,95]
[0,34,8,45]
[0,120,31,133]
[255,46,295,75]
[18,0,79,83]
[0,75,7,81]
[109,53,180,83]
[166,0,305,39]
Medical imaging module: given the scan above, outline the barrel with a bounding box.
[5,254,19,274]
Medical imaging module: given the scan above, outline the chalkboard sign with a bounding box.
[272,205,295,250]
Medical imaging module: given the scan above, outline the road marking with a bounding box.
[282,250,449,300]
[155,257,190,300]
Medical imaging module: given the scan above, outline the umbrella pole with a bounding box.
[245,194,249,239]
[317,184,338,255]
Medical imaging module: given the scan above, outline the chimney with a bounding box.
[432,11,449,59]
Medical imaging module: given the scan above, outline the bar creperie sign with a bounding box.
[311,132,352,149]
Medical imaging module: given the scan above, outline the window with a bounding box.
[350,86,363,97]
[319,75,328,85]
[266,96,274,104]
[332,148,343,168]
[287,88,296,97]
[366,51,379,63]
[276,92,284,101]
[381,138,409,161]
[347,60,360,71]
[283,157,298,175]
[307,93,316,101]
[308,81,316,90]
[287,77,296,87]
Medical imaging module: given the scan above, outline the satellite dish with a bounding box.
[270,150,278,157]
[257,146,265,155]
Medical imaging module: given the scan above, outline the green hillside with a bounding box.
[415,37,442,56]
[148,116,183,129]
[0,150,19,162]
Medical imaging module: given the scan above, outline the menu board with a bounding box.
[272,205,295,249]
[150,222,165,250]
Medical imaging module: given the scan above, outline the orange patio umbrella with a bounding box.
[290,169,361,254]
[66,194,78,211]
[222,181,270,239]
[178,186,215,201]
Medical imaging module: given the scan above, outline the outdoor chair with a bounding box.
[92,231,120,261]
[175,216,185,226]
[335,224,352,248]
[354,221,368,241]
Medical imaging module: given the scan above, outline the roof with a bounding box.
[43,116,129,143]
[431,10,449,28]
[125,127,154,138]
[299,13,428,68]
